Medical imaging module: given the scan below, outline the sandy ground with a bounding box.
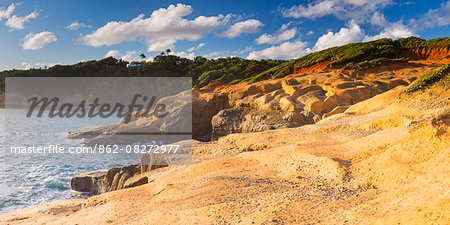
[1,85,449,225]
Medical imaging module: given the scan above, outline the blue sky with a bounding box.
[0,0,449,71]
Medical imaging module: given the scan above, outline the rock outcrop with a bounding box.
[211,107,309,140]
[208,71,413,139]
[68,61,440,143]
[71,165,141,195]
[70,170,109,195]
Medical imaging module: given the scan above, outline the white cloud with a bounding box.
[306,30,315,36]
[187,42,206,52]
[233,46,255,55]
[204,51,229,58]
[6,11,38,30]
[0,3,38,30]
[370,11,389,27]
[281,0,392,23]
[78,4,230,52]
[363,21,415,42]
[22,32,57,50]
[120,51,140,62]
[21,62,59,70]
[221,19,263,38]
[21,62,33,70]
[281,0,336,19]
[66,21,88,30]
[409,1,450,31]
[171,51,196,60]
[247,40,311,60]
[0,3,16,21]
[313,20,364,51]
[255,24,297,45]
[104,50,120,58]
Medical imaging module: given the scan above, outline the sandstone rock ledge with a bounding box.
[67,60,442,143]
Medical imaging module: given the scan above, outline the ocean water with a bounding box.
[0,109,141,214]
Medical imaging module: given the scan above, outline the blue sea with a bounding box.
[0,109,141,214]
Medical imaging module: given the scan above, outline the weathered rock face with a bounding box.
[71,165,141,195]
[401,47,450,60]
[108,165,141,191]
[70,170,109,195]
[192,89,229,140]
[208,73,412,140]
[211,107,311,140]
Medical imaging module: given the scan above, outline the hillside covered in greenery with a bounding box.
[406,62,450,92]
[248,37,450,82]
[1,37,449,91]
[0,55,285,90]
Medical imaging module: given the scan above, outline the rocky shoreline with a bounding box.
[1,78,448,224]
[2,58,448,224]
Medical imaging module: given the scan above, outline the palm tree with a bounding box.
[166,49,171,55]
[139,53,146,59]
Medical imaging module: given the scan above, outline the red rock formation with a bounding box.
[400,47,450,60]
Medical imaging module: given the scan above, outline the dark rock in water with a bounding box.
[70,170,109,195]
[70,165,141,195]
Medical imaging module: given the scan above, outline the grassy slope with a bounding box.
[247,37,450,83]
[406,62,450,92]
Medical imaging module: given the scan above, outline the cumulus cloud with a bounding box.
[21,62,33,70]
[313,20,364,51]
[171,51,196,60]
[247,40,311,59]
[22,32,57,50]
[221,19,263,38]
[6,11,38,30]
[187,42,206,52]
[370,11,389,27]
[104,50,120,58]
[66,21,88,30]
[255,23,297,45]
[0,3,38,30]
[281,0,392,23]
[120,51,140,62]
[78,4,230,52]
[409,1,450,31]
[363,21,415,42]
[0,3,16,21]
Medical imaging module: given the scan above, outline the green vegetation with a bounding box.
[1,36,449,92]
[406,63,450,92]
[250,37,450,82]
[0,55,285,90]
